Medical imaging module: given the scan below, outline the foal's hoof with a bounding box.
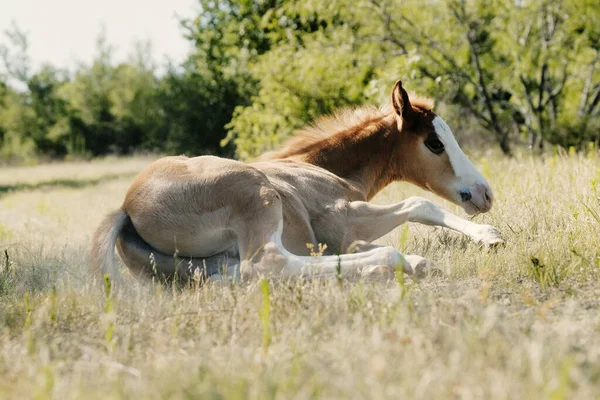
[361,265,395,282]
[404,255,440,279]
[471,224,505,248]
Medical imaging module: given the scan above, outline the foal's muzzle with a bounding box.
[461,182,493,214]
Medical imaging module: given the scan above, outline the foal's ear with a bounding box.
[391,80,414,122]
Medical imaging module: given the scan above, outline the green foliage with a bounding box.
[0,0,599,162]
[55,34,162,156]
[225,0,600,158]
[0,85,37,163]
[225,27,378,158]
[0,24,243,161]
[153,64,244,156]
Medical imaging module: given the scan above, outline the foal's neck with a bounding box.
[298,115,399,200]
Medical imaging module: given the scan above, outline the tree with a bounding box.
[225,26,379,159]
[180,0,357,159]
[501,0,600,150]
[154,63,242,156]
[224,0,600,157]
[2,0,600,163]
[57,32,165,156]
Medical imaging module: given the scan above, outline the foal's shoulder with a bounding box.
[250,159,364,200]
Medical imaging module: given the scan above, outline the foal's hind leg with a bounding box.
[233,186,414,279]
[347,240,436,278]
[116,223,241,283]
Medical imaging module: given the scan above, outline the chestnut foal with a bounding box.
[91,80,503,283]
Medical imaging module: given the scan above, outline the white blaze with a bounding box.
[432,116,485,187]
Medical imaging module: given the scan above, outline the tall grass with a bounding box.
[0,153,599,399]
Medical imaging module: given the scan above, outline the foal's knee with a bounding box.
[404,196,438,221]
[405,196,433,209]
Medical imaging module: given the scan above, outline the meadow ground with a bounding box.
[0,153,599,399]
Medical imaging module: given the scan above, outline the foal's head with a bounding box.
[391,80,493,215]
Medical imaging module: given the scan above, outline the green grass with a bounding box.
[0,153,599,399]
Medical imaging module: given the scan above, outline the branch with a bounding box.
[0,21,31,82]
[367,0,408,54]
[452,3,504,138]
[519,74,538,117]
[460,97,493,127]
[541,61,569,109]
[578,49,599,117]
[538,63,547,111]
[587,84,600,117]
[368,0,480,90]
[519,20,534,46]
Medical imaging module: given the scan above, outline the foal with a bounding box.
[92,80,503,283]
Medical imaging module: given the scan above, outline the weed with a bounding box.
[259,279,271,357]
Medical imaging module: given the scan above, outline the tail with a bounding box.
[91,209,129,282]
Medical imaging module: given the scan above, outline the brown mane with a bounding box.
[261,93,434,161]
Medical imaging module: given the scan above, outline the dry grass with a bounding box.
[0,153,599,399]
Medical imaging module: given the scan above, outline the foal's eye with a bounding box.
[424,137,445,155]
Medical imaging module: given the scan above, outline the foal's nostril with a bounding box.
[459,191,472,202]
[484,188,493,206]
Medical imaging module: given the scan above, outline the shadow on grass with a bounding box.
[0,173,135,196]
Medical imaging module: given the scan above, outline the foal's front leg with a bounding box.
[343,196,503,248]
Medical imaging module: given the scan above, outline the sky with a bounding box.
[0,0,198,73]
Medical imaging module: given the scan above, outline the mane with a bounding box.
[261,93,434,160]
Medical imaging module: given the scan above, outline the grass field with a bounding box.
[0,153,599,399]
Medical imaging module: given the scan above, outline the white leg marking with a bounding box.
[259,232,411,278]
[406,197,503,246]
